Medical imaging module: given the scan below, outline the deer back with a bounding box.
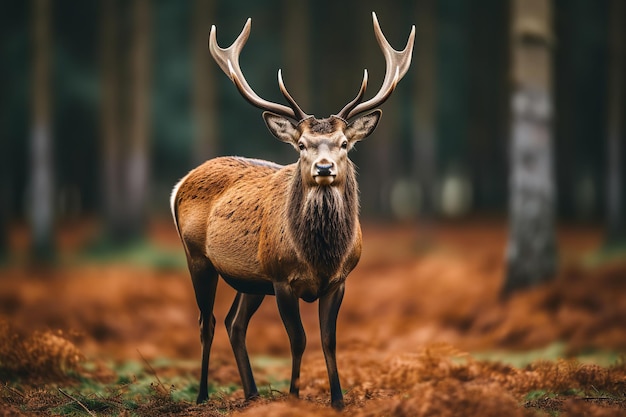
[174,157,284,276]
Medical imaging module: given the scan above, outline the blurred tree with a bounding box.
[283,0,311,112]
[29,0,55,261]
[412,0,437,221]
[0,25,8,260]
[468,0,509,212]
[124,0,151,240]
[553,1,608,221]
[192,0,218,165]
[358,7,400,218]
[0,3,28,260]
[281,0,311,162]
[99,0,124,240]
[0,118,8,261]
[503,0,557,295]
[605,0,626,246]
[436,0,472,218]
[99,0,151,243]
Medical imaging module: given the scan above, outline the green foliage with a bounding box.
[80,238,186,270]
[473,342,571,368]
[525,389,553,401]
[584,243,626,268]
[2,358,226,416]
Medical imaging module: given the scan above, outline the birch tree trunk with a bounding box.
[605,0,625,245]
[503,0,557,295]
[30,0,55,261]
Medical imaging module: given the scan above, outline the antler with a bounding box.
[209,18,310,121]
[336,12,415,121]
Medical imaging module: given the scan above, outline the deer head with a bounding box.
[209,12,415,188]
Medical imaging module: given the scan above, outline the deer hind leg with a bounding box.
[188,258,219,404]
[273,282,306,398]
[225,292,265,400]
[319,283,345,410]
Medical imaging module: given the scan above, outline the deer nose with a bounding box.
[315,162,334,176]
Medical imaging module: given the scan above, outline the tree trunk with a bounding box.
[99,0,151,244]
[123,0,151,240]
[0,55,9,260]
[0,140,9,261]
[282,0,311,163]
[412,0,437,221]
[605,0,626,245]
[436,0,472,218]
[283,0,311,112]
[358,9,399,218]
[192,0,218,165]
[99,0,125,240]
[503,0,557,295]
[468,0,509,212]
[0,155,7,260]
[30,0,55,261]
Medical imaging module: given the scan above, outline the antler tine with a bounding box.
[278,69,310,122]
[343,12,415,120]
[209,19,308,121]
[335,69,369,121]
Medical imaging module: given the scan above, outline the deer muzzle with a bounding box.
[314,162,336,185]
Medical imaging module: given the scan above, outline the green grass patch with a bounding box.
[473,343,622,368]
[78,237,186,270]
[583,242,626,267]
[1,352,302,416]
[4,349,625,416]
[1,357,227,416]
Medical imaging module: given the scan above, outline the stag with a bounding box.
[171,12,414,409]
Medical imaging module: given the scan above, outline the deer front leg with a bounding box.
[274,282,306,398]
[225,292,265,401]
[319,283,345,410]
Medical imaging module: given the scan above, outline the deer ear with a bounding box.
[263,112,299,144]
[345,110,381,142]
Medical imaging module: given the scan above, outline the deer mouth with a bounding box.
[314,174,336,185]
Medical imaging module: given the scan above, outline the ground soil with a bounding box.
[1,219,625,416]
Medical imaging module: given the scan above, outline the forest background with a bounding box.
[1,0,623,240]
[1,0,626,416]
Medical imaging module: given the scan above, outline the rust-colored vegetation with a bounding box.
[1,220,625,416]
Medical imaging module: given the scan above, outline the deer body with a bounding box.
[173,155,361,301]
[172,12,414,409]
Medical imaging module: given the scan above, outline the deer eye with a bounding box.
[341,141,348,149]
[298,142,306,151]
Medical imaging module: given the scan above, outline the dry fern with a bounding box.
[0,319,84,383]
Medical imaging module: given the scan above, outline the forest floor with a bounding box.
[1,219,626,416]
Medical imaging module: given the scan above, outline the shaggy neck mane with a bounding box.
[287,161,359,278]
